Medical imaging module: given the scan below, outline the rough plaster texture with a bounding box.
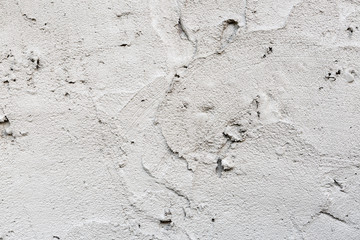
[1,0,360,239]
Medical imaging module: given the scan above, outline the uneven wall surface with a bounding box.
[1,0,360,239]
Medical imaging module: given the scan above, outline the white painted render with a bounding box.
[1,0,360,239]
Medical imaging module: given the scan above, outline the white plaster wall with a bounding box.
[1,0,360,239]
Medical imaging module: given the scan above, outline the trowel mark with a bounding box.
[220,19,240,50]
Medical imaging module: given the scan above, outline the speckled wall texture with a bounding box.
[1,0,360,239]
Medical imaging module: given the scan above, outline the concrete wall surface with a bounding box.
[1,0,360,239]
